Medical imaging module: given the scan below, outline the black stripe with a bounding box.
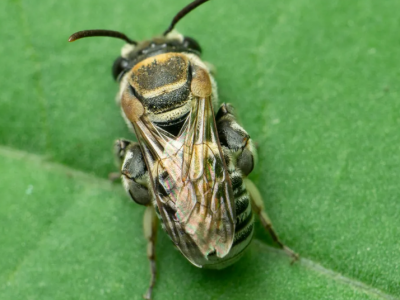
[233,186,247,198]
[233,222,254,247]
[236,211,253,232]
[153,111,189,136]
[231,175,243,193]
[235,196,249,216]
[140,83,190,114]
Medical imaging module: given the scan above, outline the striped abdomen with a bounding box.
[200,169,254,269]
[154,166,254,269]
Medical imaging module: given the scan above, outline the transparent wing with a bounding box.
[133,96,235,264]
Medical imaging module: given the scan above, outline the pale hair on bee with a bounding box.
[69,0,298,299]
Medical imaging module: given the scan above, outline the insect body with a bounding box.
[69,1,297,299]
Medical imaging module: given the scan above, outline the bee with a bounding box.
[69,0,297,299]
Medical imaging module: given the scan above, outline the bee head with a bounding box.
[112,32,201,81]
[68,0,209,81]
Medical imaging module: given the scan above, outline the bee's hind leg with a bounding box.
[143,206,158,300]
[244,178,299,263]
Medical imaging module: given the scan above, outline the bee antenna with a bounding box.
[68,29,138,45]
[163,0,210,36]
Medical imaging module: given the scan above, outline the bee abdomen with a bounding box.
[230,173,254,254]
[200,172,253,269]
[153,170,254,269]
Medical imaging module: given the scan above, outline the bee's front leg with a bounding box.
[113,139,152,205]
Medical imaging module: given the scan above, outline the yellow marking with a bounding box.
[191,66,212,97]
[121,90,144,123]
[139,81,186,98]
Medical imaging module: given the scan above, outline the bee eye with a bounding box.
[183,36,201,53]
[112,56,129,80]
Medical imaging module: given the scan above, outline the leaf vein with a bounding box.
[254,241,400,300]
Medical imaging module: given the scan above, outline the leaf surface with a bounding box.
[0,0,399,299]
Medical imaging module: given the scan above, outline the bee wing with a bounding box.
[133,96,236,264]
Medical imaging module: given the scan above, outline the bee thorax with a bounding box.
[129,53,192,115]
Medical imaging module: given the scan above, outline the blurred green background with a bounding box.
[0,0,399,299]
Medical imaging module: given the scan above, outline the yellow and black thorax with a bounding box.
[114,36,203,136]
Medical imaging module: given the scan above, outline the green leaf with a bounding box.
[0,0,399,299]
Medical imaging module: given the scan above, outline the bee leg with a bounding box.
[216,103,255,176]
[143,206,158,300]
[114,139,152,206]
[245,178,299,263]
